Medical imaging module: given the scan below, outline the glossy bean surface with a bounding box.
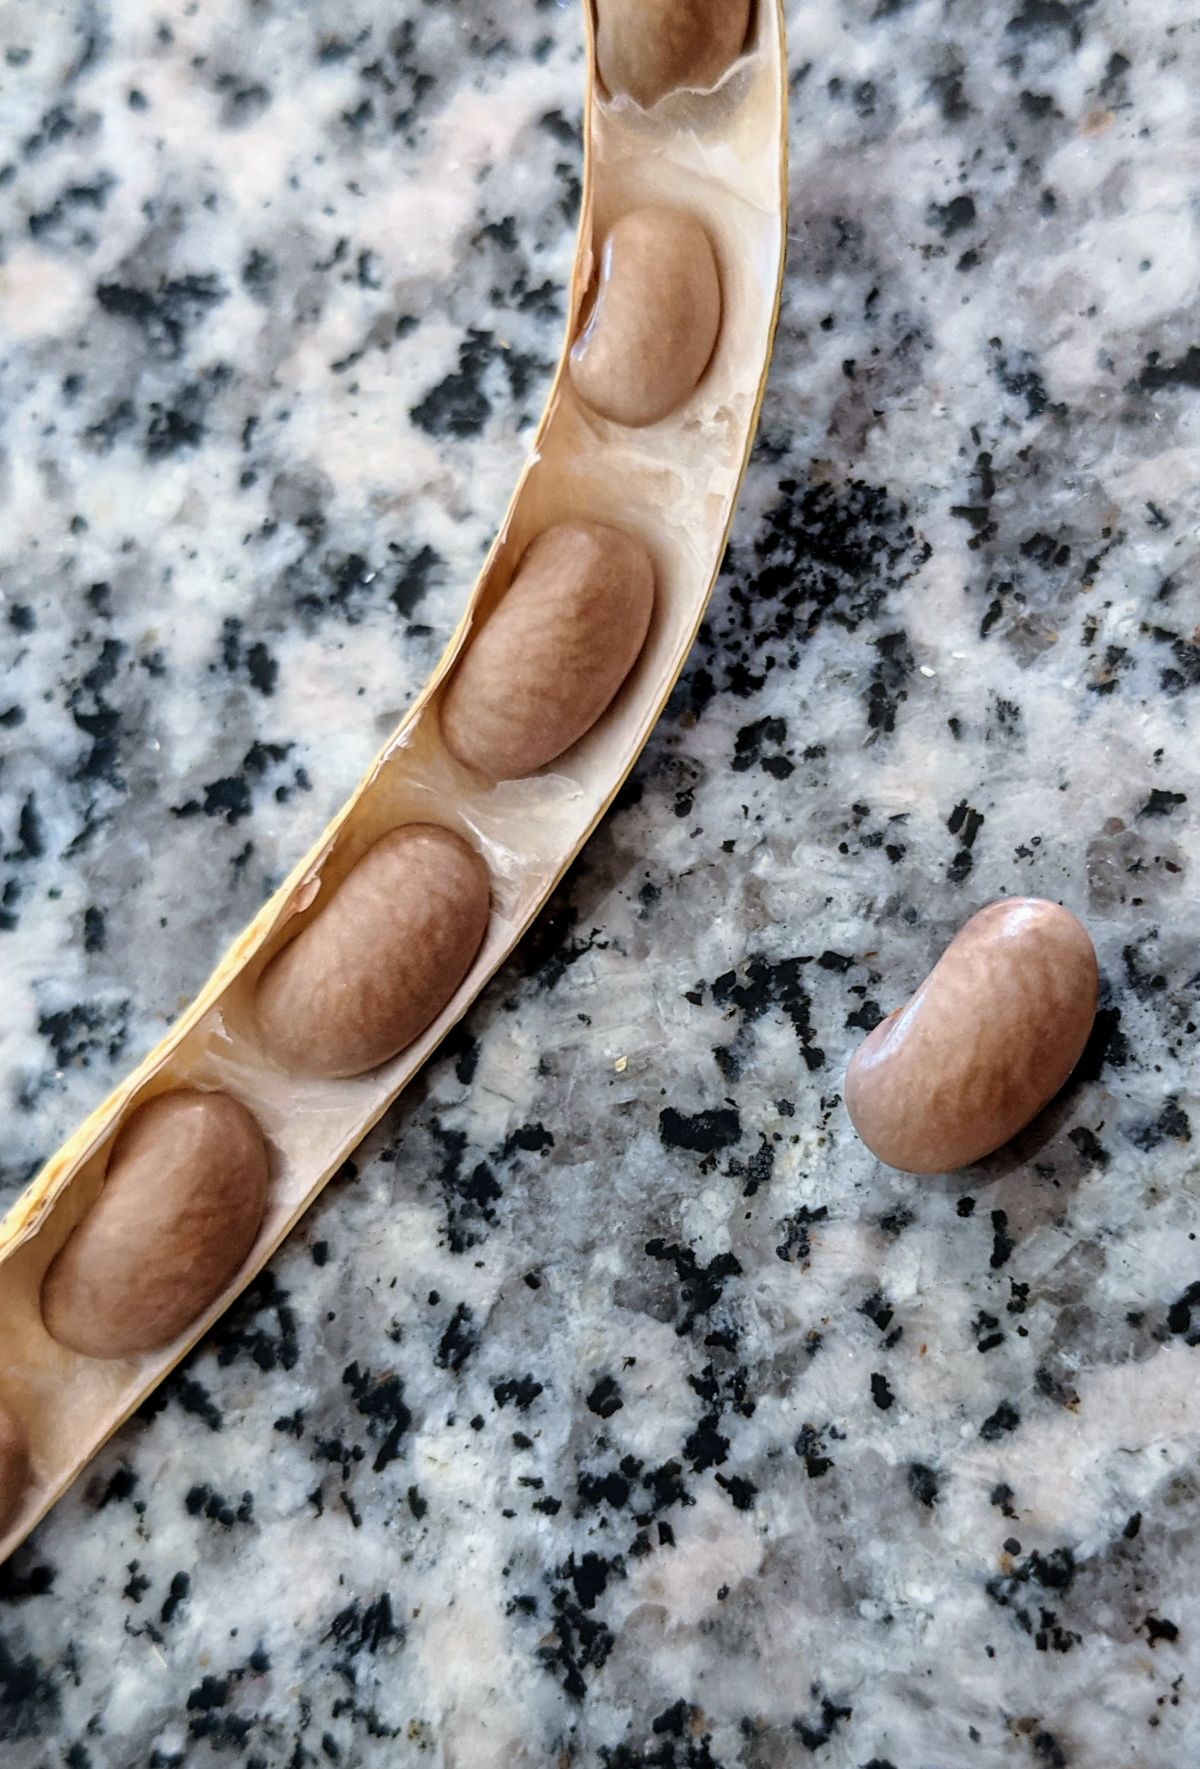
[41,1090,270,1359]
[254,825,491,1079]
[596,0,752,108]
[440,521,655,780]
[569,206,721,427]
[845,898,1099,1174]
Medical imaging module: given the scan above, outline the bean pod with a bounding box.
[0,0,788,1557]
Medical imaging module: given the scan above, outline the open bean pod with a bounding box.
[0,0,787,1559]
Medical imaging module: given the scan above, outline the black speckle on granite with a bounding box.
[160,1571,191,1624]
[212,1272,299,1374]
[493,1373,544,1412]
[341,1361,412,1473]
[794,1691,854,1751]
[1138,788,1186,819]
[870,1373,895,1411]
[410,327,545,439]
[586,1375,623,1420]
[329,1592,403,1661]
[658,1106,741,1156]
[644,1239,743,1340]
[929,192,977,237]
[1135,346,1200,394]
[0,1636,60,1742]
[908,1463,941,1508]
[990,1210,1016,1270]
[95,274,226,360]
[1067,1124,1110,1170]
[687,478,931,716]
[775,1205,829,1265]
[981,1400,1022,1441]
[878,1204,916,1239]
[434,1302,478,1373]
[87,1465,137,1511]
[36,999,129,1073]
[796,1424,834,1479]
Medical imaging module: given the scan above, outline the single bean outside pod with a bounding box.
[440,520,655,780]
[596,0,752,108]
[845,898,1099,1175]
[569,205,721,427]
[253,824,491,1079]
[41,1090,270,1360]
[0,1404,29,1537]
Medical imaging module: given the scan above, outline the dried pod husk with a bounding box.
[0,0,788,1559]
[440,521,656,780]
[41,1090,270,1359]
[596,0,752,107]
[845,899,1099,1174]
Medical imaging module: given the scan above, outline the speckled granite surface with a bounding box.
[1,0,1199,1762]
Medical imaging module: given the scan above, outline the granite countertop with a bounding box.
[2,0,1199,1763]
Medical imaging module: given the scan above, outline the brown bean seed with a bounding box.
[596,0,752,108]
[440,521,655,780]
[41,1090,270,1359]
[254,825,490,1079]
[0,1403,29,1537]
[845,898,1098,1174]
[569,206,721,427]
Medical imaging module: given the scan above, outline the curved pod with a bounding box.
[569,206,721,427]
[0,0,789,1560]
[0,1405,29,1537]
[845,899,1099,1174]
[254,825,491,1079]
[596,0,752,108]
[440,521,655,780]
[41,1091,270,1359]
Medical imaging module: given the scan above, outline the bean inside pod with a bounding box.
[440,520,655,781]
[41,1089,270,1359]
[569,205,721,428]
[0,1403,29,1538]
[253,823,491,1079]
[845,898,1099,1174]
[0,0,790,1565]
[595,0,753,108]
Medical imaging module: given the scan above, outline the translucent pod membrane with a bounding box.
[0,0,788,1560]
[595,0,755,111]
